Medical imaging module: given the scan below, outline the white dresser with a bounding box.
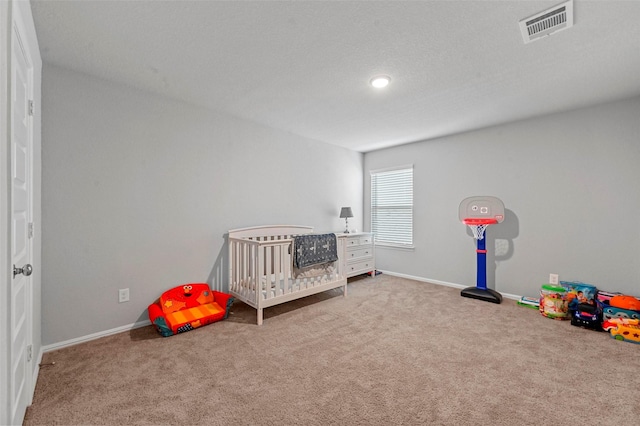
[338,232,375,278]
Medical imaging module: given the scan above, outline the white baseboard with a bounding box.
[377,270,521,301]
[40,272,522,354]
[41,319,151,353]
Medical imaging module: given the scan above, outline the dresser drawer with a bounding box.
[345,235,373,247]
[358,235,373,245]
[347,259,374,275]
[346,247,373,260]
[345,237,360,247]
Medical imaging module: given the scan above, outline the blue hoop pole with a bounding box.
[476,233,487,290]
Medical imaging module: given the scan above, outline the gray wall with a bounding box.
[42,65,363,345]
[365,96,640,299]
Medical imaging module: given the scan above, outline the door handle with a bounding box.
[13,264,33,278]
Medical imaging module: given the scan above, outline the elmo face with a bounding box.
[183,285,193,297]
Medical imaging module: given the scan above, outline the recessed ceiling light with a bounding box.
[370,75,391,88]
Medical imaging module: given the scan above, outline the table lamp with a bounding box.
[340,207,354,233]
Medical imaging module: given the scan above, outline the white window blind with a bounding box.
[371,166,413,247]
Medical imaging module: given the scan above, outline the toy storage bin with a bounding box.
[560,281,597,312]
[540,284,568,320]
[601,305,640,323]
[598,291,640,324]
[596,290,621,305]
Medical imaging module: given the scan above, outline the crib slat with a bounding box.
[273,244,281,296]
[283,243,291,295]
[238,243,243,295]
[232,240,242,297]
[252,243,258,303]
[245,243,251,298]
[264,245,271,300]
[230,240,236,292]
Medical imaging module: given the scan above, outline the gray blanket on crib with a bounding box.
[292,233,338,268]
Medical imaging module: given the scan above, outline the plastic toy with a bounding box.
[540,284,568,320]
[458,196,505,304]
[601,305,640,325]
[517,296,540,309]
[608,319,640,344]
[610,295,640,311]
[570,302,602,331]
[602,317,639,332]
[560,281,597,313]
[596,290,621,305]
[148,283,233,337]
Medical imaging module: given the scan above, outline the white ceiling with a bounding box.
[30,0,640,152]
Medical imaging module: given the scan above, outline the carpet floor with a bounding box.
[25,274,640,425]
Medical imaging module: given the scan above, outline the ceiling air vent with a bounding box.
[519,0,574,44]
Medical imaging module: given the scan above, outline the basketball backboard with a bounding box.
[459,196,505,224]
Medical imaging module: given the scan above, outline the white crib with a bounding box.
[228,225,347,325]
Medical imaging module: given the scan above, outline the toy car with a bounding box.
[609,320,640,344]
[602,316,639,331]
[570,302,602,331]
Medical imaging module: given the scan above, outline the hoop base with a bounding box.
[460,287,502,304]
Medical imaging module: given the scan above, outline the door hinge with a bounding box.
[29,100,34,116]
[27,345,33,362]
[28,222,34,239]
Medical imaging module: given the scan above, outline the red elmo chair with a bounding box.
[148,283,233,337]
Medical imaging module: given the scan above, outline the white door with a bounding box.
[10,19,34,426]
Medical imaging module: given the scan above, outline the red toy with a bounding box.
[148,283,233,336]
[610,295,640,311]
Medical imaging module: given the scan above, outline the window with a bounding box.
[370,165,413,248]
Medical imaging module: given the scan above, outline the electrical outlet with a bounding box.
[549,274,559,285]
[118,288,130,303]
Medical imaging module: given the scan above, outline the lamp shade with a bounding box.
[339,207,353,218]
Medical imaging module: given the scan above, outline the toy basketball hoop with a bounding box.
[458,196,505,304]
[463,218,498,241]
